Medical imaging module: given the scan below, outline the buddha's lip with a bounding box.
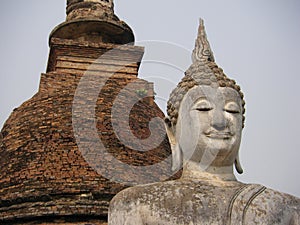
[205,131,233,139]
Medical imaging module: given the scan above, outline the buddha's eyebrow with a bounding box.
[224,95,241,104]
[224,101,241,109]
[222,90,239,98]
[194,97,209,104]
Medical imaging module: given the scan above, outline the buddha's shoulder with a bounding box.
[254,187,300,207]
[109,180,178,215]
[244,186,300,224]
[111,180,181,203]
[110,179,242,205]
[254,185,300,210]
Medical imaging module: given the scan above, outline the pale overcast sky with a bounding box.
[0,0,300,197]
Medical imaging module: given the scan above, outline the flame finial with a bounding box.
[192,19,215,63]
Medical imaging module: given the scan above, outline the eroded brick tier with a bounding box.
[0,37,177,224]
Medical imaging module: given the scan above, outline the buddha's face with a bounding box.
[175,85,243,169]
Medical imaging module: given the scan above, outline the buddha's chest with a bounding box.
[154,193,231,224]
[138,183,265,225]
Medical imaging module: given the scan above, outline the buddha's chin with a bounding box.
[205,139,235,152]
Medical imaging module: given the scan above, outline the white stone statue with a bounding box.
[108,19,300,225]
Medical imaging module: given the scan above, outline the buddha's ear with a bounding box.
[164,117,176,146]
[234,152,243,174]
[164,117,182,171]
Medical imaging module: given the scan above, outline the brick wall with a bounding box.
[0,37,179,224]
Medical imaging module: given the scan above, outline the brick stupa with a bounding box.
[0,1,175,224]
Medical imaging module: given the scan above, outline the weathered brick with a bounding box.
[0,1,181,224]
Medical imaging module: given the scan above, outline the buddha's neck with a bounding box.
[181,161,238,184]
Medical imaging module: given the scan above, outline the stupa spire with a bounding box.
[66,0,114,21]
[49,0,134,45]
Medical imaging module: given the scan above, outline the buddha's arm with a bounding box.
[108,191,144,225]
[108,206,143,225]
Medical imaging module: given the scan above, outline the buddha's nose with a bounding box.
[211,109,227,130]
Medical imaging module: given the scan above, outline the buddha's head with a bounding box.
[165,19,245,175]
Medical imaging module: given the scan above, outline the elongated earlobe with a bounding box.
[234,152,243,174]
[172,143,183,171]
[164,117,183,171]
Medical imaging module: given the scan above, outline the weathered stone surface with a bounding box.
[110,180,300,225]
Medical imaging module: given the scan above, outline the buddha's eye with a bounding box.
[194,100,212,112]
[224,102,240,114]
[196,106,212,112]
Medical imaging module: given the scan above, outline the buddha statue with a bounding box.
[108,19,300,225]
